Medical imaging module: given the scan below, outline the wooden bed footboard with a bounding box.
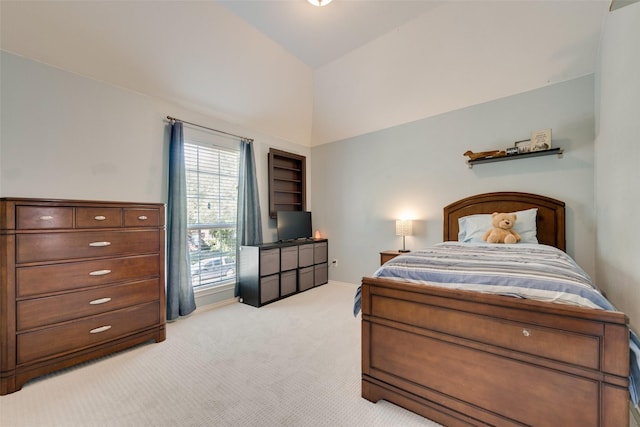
[361,277,630,427]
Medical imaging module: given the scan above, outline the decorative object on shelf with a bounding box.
[314,230,321,239]
[466,147,563,168]
[514,138,532,153]
[514,128,552,154]
[530,128,552,152]
[465,129,560,168]
[463,149,506,161]
[395,219,413,253]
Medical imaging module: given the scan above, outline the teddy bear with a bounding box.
[482,212,521,244]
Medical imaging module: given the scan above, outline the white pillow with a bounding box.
[457,208,538,244]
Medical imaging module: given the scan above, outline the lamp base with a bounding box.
[398,249,410,253]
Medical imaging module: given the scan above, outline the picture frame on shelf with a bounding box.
[514,139,532,154]
[530,128,552,152]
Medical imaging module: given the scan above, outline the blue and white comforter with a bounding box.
[353,242,640,407]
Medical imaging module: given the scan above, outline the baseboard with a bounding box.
[195,295,238,313]
[194,282,236,308]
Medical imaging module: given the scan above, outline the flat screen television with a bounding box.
[277,211,312,242]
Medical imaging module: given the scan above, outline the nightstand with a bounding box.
[380,250,409,265]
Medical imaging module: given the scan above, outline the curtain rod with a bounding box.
[166,115,253,142]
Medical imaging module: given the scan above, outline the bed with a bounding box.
[359,192,635,427]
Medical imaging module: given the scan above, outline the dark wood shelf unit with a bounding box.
[268,148,306,218]
[238,239,328,307]
[467,147,563,168]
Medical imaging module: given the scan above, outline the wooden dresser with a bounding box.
[0,198,166,395]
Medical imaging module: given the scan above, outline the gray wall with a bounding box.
[311,75,596,285]
[1,53,168,203]
[595,2,640,331]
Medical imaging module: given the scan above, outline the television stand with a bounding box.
[238,239,328,307]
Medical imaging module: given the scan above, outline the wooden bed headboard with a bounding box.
[443,192,566,251]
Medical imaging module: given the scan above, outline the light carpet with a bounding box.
[0,281,441,426]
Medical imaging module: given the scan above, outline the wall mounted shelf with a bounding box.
[268,148,306,218]
[467,147,563,169]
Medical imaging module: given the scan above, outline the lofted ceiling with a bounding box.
[217,0,445,68]
[0,0,612,146]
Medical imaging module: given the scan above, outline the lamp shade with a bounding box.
[395,219,413,237]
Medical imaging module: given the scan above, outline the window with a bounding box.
[185,140,239,289]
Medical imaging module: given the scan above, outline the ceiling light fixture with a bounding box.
[307,0,333,6]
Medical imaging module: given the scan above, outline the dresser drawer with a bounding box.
[280,270,297,296]
[76,208,122,228]
[299,266,314,291]
[299,243,314,267]
[314,263,328,286]
[374,296,601,370]
[314,242,328,264]
[17,301,160,364]
[260,274,279,304]
[17,230,159,264]
[260,248,280,277]
[16,254,159,297]
[17,279,160,331]
[124,208,160,227]
[280,246,298,271]
[16,206,73,230]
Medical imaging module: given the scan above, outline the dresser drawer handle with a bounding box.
[94,215,107,221]
[522,329,531,337]
[39,215,53,221]
[89,325,112,334]
[138,215,148,220]
[89,297,112,305]
[89,269,112,276]
[89,241,111,247]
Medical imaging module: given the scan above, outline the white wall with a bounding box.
[1,51,311,307]
[311,76,596,285]
[0,51,309,246]
[595,2,640,331]
[312,1,606,145]
[0,1,314,145]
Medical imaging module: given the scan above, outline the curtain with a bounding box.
[236,139,263,296]
[166,121,196,320]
